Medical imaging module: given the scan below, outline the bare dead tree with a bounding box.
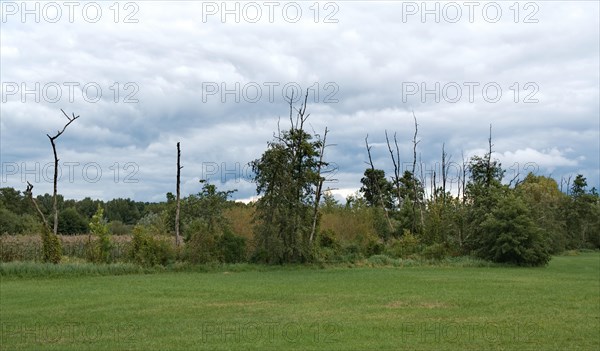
[508,171,520,188]
[432,169,437,202]
[25,181,49,231]
[47,109,80,235]
[175,142,182,247]
[485,124,493,188]
[278,90,312,250]
[441,143,451,203]
[411,112,423,233]
[417,152,426,230]
[365,135,394,232]
[460,150,467,204]
[309,127,329,244]
[385,130,402,208]
[562,175,572,195]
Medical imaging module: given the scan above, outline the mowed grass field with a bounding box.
[1,253,598,351]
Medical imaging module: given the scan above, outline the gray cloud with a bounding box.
[1,1,598,202]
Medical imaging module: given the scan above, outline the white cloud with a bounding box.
[496,148,579,172]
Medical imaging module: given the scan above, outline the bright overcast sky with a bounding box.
[1,1,599,202]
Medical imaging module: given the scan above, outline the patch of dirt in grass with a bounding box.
[386,300,454,309]
[206,301,275,308]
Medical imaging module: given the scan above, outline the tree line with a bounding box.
[1,100,598,266]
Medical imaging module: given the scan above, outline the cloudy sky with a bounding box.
[1,0,598,203]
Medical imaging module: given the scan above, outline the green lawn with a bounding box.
[1,253,599,350]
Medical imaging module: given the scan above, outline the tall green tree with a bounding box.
[396,170,425,236]
[251,96,325,263]
[88,205,113,263]
[479,192,550,266]
[516,173,568,253]
[182,183,236,238]
[360,169,394,209]
[565,175,600,248]
[464,129,506,254]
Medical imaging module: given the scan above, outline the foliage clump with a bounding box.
[129,226,174,267]
[87,206,113,263]
[41,225,61,264]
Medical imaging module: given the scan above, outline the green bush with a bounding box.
[365,239,384,256]
[478,194,551,266]
[184,220,219,264]
[315,229,344,263]
[18,214,41,235]
[385,230,421,258]
[218,230,247,263]
[137,213,168,235]
[88,206,113,263]
[318,229,340,250]
[339,243,363,263]
[251,248,270,264]
[367,254,397,266]
[41,226,61,264]
[421,243,449,260]
[184,219,248,264]
[129,226,174,267]
[108,220,132,235]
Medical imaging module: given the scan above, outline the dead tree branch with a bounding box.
[25,181,50,231]
[411,111,422,233]
[385,130,402,209]
[47,109,80,235]
[365,135,394,232]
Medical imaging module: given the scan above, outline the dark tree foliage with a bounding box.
[464,153,506,253]
[56,207,89,235]
[76,197,104,219]
[565,175,600,249]
[182,183,245,264]
[105,198,142,225]
[396,170,425,235]
[181,183,236,239]
[0,208,26,234]
[0,187,33,215]
[516,174,568,253]
[479,193,550,266]
[360,169,394,210]
[35,193,65,217]
[251,98,324,264]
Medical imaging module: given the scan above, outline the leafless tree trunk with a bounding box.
[560,175,573,195]
[418,153,426,231]
[441,143,450,203]
[485,124,493,188]
[385,130,402,209]
[562,175,572,196]
[411,112,423,233]
[310,127,329,244]
[47,109,79,235]
[175,142,182,246]
[460,150,467,205]
[432,170,437,202]
[365,135,394,232]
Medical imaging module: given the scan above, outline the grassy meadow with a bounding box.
[1,253,598,351]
